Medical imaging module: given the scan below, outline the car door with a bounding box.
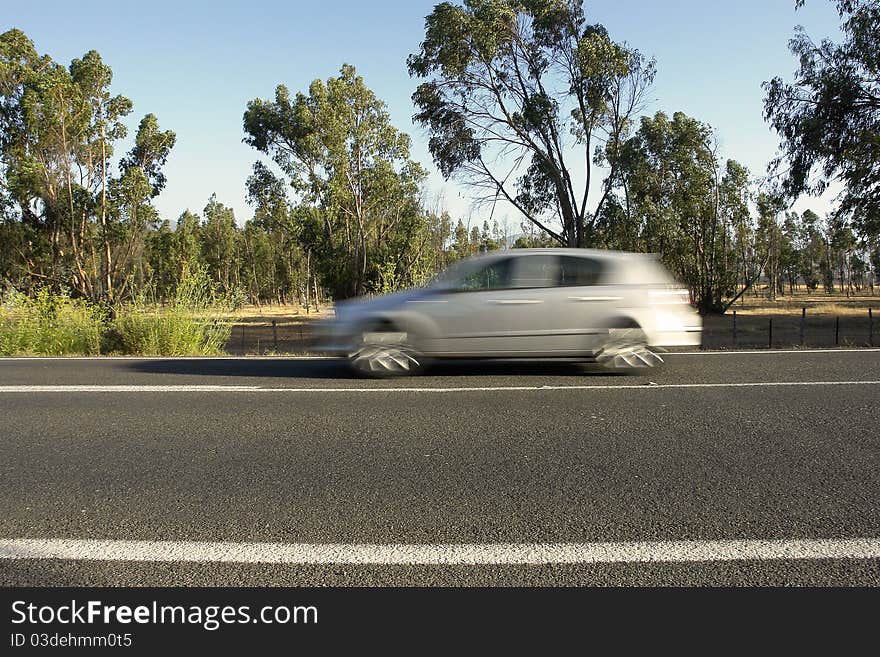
[423,255,554,356]
[553,254,617,353]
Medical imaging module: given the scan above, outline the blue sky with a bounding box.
[5,0,844,229]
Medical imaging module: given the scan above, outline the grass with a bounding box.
[726,286,877,316]
[0,267,234,357]
[0,288,105,356]
[111,268,233,356]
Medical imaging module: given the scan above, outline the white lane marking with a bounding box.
[1,538,878,564]
[666,349,880,355]
[0,385,261,393]
[0,356,334,361]
[0,381,879,393]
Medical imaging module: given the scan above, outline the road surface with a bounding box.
[1,350,878,585]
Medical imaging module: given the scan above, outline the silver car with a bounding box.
[319,248,702,376]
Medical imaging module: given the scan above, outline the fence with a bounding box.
[226,318,318,355]
[700,307,876,350]
[224,307,875,355]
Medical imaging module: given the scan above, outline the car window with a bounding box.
[456,258,514,291]
[558,256,603,286]
[510,254,558,288]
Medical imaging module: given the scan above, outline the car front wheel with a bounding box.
[595,326,663,370]
[349,326,426,378]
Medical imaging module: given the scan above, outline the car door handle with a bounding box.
[488,299,543,305]
[568,296,622,302]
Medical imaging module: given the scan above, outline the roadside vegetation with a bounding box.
[0,1,877,355]
[0,288,104,356]
[0,267,232,356]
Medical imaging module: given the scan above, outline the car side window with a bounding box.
[456,258,514,291]
[510,254,558,288]
[558,256,602,286]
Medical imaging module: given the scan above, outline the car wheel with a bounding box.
[349,324,426,378]
[595,325,663,370]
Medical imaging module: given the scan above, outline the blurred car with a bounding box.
[317,248,702,376]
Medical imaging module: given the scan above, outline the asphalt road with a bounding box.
[1,350,878,586]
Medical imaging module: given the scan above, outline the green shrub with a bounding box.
[112,265,233,356]
[0,288,105,356]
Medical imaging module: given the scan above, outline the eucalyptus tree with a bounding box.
[244,64,428,297]
[109,114,176,298]
[0,29,174,301]
[613,111,751,313]
[70,49,133,300]
[764,0,880,238]
[172,210,203,280]
[797,209,826,290]
[408,0,655,248]
[201,194,239,294]
[755,193,787,300]
[245,162,309,304]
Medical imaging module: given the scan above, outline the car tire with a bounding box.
[595,323,663,371]
[348,323,426,378]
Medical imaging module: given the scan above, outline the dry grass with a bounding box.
[225,304,333,355]
[226,303,334,319]
[729,286,877,316]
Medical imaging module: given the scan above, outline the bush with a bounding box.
[112,265,233,356]
[0,288,105,356]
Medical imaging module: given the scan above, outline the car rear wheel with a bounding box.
[349,325,426,378]
[595,326,663,370]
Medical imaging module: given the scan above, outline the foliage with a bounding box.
[763,0,880,237]
[0,287,105,355]
[408,0,655,247]
[0,28,175,301]
[244,65,430,298]
[601,111,752,313]
[111,265,233,356]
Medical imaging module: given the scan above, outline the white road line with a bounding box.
[0,356,335,361]
[666,348,880,355]
[1,538,878,565]
[0,381,879,393]
[0,385,261,393]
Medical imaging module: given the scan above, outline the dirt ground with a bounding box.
[225,290,878,355]
[224,304,332,355]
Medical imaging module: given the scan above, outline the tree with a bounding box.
[780,212,801,294]
[828,214,857,296]
[796,209,825,290]
[755,193,786,301]
[245,162,309,304]
[763,0,880,238]
[869,243,880,292]
[0,29,173,302]
[408,0,655,248]
[70,49,133,301]
[612,111,749,313]
[201,194,239,294]
[244,64,428,297]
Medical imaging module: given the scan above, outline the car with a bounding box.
[317,248,702,377]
